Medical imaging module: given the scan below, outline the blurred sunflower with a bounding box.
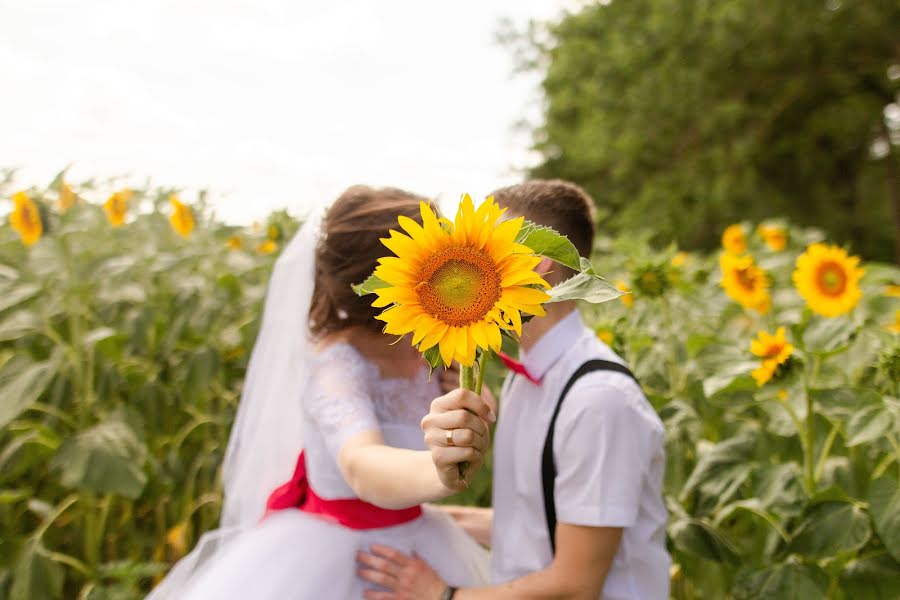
[104,189,132,227]
[9,191,42,246]
[792,243,863,318]
[750,327,794,386]
[885,284,900,298]
[226,235,243,250]
[615,280,634,308]
[887,309,900,335]
[257,240,278,254]
[721,224,747,255]
[169,195,195,239]
[633,263,670,298]
[58,181,77,211]
[720,253,770,314]
[671,252,690,267]
[373,195,550,367]
[595,327,615,346]
[757,224,787,252]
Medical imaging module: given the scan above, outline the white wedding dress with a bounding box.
[172,342,489,599]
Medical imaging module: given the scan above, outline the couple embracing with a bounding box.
[148,180,669,600]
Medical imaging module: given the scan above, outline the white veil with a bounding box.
[146,211,323,599]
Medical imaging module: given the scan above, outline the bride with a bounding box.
[147,186,492,599]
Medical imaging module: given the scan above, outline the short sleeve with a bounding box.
[553,375,658,528]
[304,348,380,460]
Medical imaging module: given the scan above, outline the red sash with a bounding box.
[265,451,422,530]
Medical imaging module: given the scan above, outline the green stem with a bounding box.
[459,365,475,391]
[803,355,823,496]
[474,350,489,395]
[815,420,841,482]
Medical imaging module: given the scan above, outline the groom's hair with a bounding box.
[490,179,596,276]
[310,185,426,337]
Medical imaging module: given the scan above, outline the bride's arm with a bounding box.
[338,389,494,510]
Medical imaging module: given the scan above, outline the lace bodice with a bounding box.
[301,342,439,499]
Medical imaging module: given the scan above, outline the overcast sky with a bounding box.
[0,0,575,223]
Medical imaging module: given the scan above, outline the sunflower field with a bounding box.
[2,173,899,599]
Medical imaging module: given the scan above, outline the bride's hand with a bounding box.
[422,389,496,492]
[358,545,446,600]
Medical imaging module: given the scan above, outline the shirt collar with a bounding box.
[520,310,585,381]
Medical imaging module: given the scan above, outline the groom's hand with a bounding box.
[422,389,496,492]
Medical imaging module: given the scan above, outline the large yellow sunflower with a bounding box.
[373,195,550,367]
[792,243,864,318]
[750,327,794,386]
[719,253,770,314]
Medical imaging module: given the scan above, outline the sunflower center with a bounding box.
[21,205,38,229]
[761,342,784,359]
[736,267,757,292]
[416,246,501,327]
[815,262,847,296]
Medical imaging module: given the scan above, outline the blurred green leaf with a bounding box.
[547,271,621,304]
[869,475,900,563]
[845,400,894,447]
[0,360,56,428]
[0,284,40,313]
[9,539,63,600]
[839,553,900,600]
[670,518,740,565]
[732,560,829,600]
[788,501,871,557]
[50,419,148,498]
[352,274,389,296]
[802,317,855,354]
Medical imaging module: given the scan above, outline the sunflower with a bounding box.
[9,191,42,246]
[722,224,747,255]
[59,181,77,211]
[719,253,770,314]
[671,252,689,267]
[750,327,794,386]
[257,240,278,254]
[884,284,900,298]
[104,189,132,227]
[615,280,634,308]
[226,235,243,250]
[596,327,615,346]
[633,263,670,298]
[169,195,194,239]
[792,243,864,318]
[887,309,900,335]
[757,224,787,252]
[373,195,550,367]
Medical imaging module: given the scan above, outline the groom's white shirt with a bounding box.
[491,311,670,600]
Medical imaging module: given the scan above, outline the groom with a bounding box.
[357,180,670,599]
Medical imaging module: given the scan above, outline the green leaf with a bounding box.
[0,284,41,314]
[0,311,41,342]
[870,475,900,562]
[50,419,148,499]
[352,274,390,296]
[9,539,63,600]
[845,400,894,447]
[669,518,740,565]
[547,271,622,304]
[802,316,855,354]
[515,221,581,271]
[681,434,755,502]
[788,501,871,557]
[702,361,759,398]
[0,360,56,428]
[732,560,829,600]
[422,345,445,372]
[839,553,900,600]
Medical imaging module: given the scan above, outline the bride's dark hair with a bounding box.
[309,185,426,337]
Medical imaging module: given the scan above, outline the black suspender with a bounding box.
[540,359,638,555]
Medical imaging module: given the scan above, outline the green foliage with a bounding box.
[514,0,900,261]
[583,223,900,599]
[2,172,900,599]
[0,175,284,597]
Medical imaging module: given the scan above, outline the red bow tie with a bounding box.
[498,351,542,385]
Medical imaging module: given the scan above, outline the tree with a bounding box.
[514,0,900,261]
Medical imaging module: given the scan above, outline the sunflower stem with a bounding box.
[457,364,477,480]
[474,350,489,396]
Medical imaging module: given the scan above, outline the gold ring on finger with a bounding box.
[446,428,455,446]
